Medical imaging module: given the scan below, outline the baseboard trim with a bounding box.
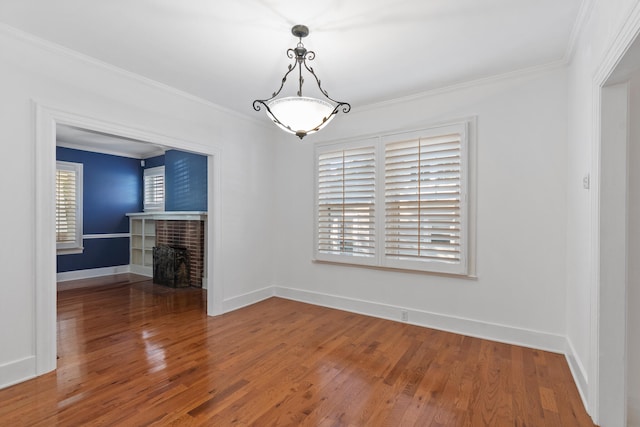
[629,395,640,427]
[223,286,275,313]
[0,356,36,390]
[273,286,566,353]
[56,265,131,282]
[565,337,589,412]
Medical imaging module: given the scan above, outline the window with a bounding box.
[317,143,377,262]
[56,161,83,254]
[314,121,473,275]
[144,166,165,211]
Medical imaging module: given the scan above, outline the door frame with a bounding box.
[34,102,223,375]
[589,5,640,423]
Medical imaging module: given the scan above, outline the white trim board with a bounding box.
[565,337,589,412]
[0,357,36,391]
[222,284,569,354]
[587,2,640,422]
[222,286,276,313]
[273,286,566,353]
[56,265,131,283]
[82,233,129,239]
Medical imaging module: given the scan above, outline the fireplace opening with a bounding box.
[155,219,204,288]
[153,245,190,288]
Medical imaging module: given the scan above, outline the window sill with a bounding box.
[312,258,478,280]
[57,247,84,256]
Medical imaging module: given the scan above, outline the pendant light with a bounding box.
[253,25,351,139]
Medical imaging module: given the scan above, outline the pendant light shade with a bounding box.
[266,97,336,138]
[253,25,350,139]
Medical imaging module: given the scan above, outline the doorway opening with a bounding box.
[35,104,223,376]
[55,124,207,289]
[594,29,640,426]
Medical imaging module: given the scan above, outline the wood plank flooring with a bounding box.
[0,277,596,426]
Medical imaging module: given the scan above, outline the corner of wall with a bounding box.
[0,356,36,391]
[565,336,589,412]
[222,286,276,313]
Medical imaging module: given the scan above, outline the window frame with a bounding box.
[56,160,84,255]
[313,120,475,276]
[143,165,165,212]
[314,137,379,267]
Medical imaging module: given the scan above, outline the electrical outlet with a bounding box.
[401,310,409,322]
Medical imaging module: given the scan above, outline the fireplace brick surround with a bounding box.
[156,219,205,287]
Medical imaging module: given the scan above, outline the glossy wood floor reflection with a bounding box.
[0,277,595,426]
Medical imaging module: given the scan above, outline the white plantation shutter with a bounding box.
[317,146,376,259]
[384,125,467,274]
[314,121,472,275]
[144,166,165,211]
[56,161,83,253]
[56,169,77,243]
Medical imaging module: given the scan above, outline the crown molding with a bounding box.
[593,0,640,86]
[0,23,269,128]
[1,19,576,126]
[355,60,567,113]
[564,0,595,63]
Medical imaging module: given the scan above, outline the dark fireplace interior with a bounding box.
[154,219,205,287]
[153,245,190,288]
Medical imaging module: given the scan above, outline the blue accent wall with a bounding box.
[144,154,165,169]
[57,238,131,272]
[56,147,142,272]
[165,150,207,211]
[56,147,207,273]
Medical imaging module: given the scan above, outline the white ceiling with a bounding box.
[1,1,584,155]
[56,125,166,159]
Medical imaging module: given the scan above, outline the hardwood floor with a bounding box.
[0,277,595,426]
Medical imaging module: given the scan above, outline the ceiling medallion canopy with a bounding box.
[253,25,351,139]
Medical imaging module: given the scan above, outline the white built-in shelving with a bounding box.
[126,211,207,278]
[127,214,156,276]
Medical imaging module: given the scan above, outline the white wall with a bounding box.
[0,25,277,388]
[565,15,596,402]
[628,72,640,427]
[273,67,569,351]
[566,0,640,421]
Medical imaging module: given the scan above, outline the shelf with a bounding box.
[131,249,143,265]
[144,221,155,235]
[131,235,143,249]
[131,221,143,235]
[129,217,156,274]
[143,251,153,266]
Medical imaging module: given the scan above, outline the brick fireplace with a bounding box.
[156,219,205,287]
